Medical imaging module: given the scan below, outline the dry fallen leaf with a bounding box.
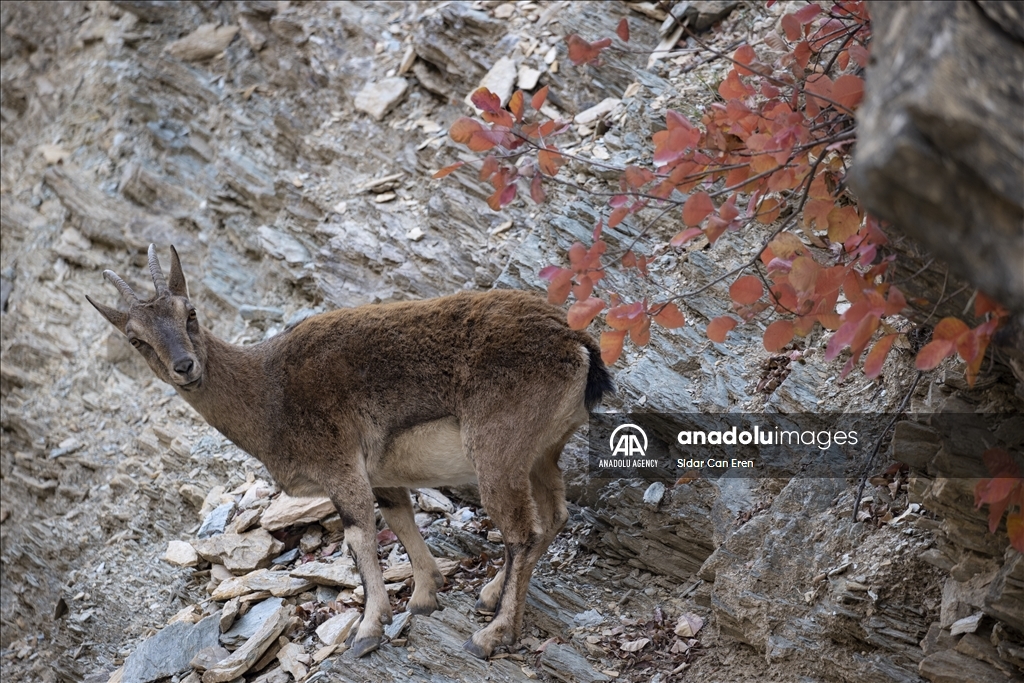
[674,612,704,637]
[619,637,650,652]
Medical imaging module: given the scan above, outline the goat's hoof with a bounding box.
[350,636,381,658]
[474,598,496,616]
[463,638,490,659]
[407,602,438,616]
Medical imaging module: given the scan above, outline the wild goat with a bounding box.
[88,245,613,658]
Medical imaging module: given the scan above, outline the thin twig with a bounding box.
[852,371,922,522]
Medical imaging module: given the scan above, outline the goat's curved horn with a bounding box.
[103,270,140,304]
[148,244,169,295]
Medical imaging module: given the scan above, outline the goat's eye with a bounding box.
[188,309,197,321]
[130,338,141,348]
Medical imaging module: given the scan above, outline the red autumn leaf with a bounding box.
[608,206,629,228]
[704,216,729,245]
[449,117,483,144]
[983,447,1021,479]
[547,275,574,306]
[849,43,870,67]
[976,478,1021,507]
[769,233,807,259]
[837,48,850,70]
[471,87,502,113]
[572,275,594,301]
[487,182,517,210]
[621,250,636,268]
[652,302,685,329]
[607,302,646,331]
[757,196,782,223]
[531,85,549,110]
[653,126,700,166]
[538,265,562,282]
[827,205,860,243]
[600,329,627,365]
[794,4,822,23]
[781,13,802,41]
[719,69,754,100]
[568,242,587,269]
[566,35,612,66]
[616,17,630,42]
[730,275,764,305]
[733,44,757,76]
[670,227,703,247]
[479,156,499,181]
[849,312,881,357]
[789,255,820,295]
[762,319,794,352]
[468,129,504,152]
[530,174,545,204]
[624,165,655,189]
[509,90,525,122]
[832,74,864,110]
[630,316,651,346]
[805,73,833,112]
[719,193,740,222]
[818,313,842,330]
[975,291,1008,318]
[592,219,603,241]
[682,192,714,227]
[432,162,465,179]
[884,286,907,316]
[537,148,564,176]
[482,109,514,127]
[933,317,971,342]
[707,316,738,343]
[915,339,955,370]
[864,333,898,379]
[567,297,606,330]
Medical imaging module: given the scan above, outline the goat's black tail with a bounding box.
[584,341,615,411]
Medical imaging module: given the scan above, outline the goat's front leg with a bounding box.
[329,479,391,658]
[374,487,444,615]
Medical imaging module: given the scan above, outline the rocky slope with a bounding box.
[1,2,1021,682]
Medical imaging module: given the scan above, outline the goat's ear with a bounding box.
[86,295,128,333]
[168,245,189,298]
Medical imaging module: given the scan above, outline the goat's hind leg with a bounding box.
[374,487,444,615]
[328,478,392,658]
[466,438,571,658]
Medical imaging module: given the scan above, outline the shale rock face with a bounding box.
[851,1,1024,313]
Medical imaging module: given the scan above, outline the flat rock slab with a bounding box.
[121,614,220,683]
[197,502,234,539]
[165,23,239,62]
[354,77,409,121]
[260,494,334,531]
[192,529,283,574]
[212,569,313,600]
[203,605,289,683]
[290,558,362,588]
[316,609,361,646]
[163,540,199,567]
[382,557,460,582]
[540,643,611,683]
[258,226,310,266]
[221,597,283,646]
[574,98,621,126]
[918,648,1008,683]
